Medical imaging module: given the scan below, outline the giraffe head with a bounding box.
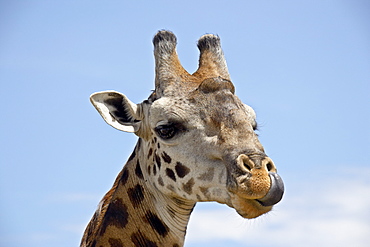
[90,30,284,219]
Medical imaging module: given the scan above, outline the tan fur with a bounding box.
[82,30,284,247]
[81,143,194,247]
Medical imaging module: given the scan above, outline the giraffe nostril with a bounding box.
[244,163,252,171]
[263,158,277,173]
[236,154,255,172]
[266,162,273,172]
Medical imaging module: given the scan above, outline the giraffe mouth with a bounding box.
[229,172,284,219]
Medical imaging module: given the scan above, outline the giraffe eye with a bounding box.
[252,120,258,131]
[155,124,177,139]
[155,122,186,140]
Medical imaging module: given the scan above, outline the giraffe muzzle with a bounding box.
[233,154,284,206]
[256,172,284,206]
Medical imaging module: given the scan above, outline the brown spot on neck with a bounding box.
[135,160,144,179]
[108,238,123,247]
[144,211,170,237]
[127,184,145,208]
[131,230,158,247]
[99,198,129,236]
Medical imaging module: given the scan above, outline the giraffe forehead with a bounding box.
[197,91,257,132]
[150,89,248,124]
[149,97,195,125]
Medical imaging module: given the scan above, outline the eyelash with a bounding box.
[155,121,256,139]
[155,124,177,139]
[253,121,258,131]
[154,123,185,140]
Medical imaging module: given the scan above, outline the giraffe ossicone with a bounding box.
[81,30,284,247]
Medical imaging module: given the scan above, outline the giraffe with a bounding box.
[81,30,284,247]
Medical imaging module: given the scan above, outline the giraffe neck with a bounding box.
[81,140,196,247]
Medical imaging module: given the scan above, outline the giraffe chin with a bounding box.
[230,195,273,219]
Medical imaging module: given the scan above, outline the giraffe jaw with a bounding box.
[227,195,271,219]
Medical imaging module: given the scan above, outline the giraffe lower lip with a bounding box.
[256,173,284,207]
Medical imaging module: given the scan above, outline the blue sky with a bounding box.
[0,1,369,246]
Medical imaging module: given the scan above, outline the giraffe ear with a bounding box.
[90,91,142,133]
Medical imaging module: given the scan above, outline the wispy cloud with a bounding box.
[186,167,370,247]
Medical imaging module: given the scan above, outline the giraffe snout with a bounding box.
[234,154,284,205]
